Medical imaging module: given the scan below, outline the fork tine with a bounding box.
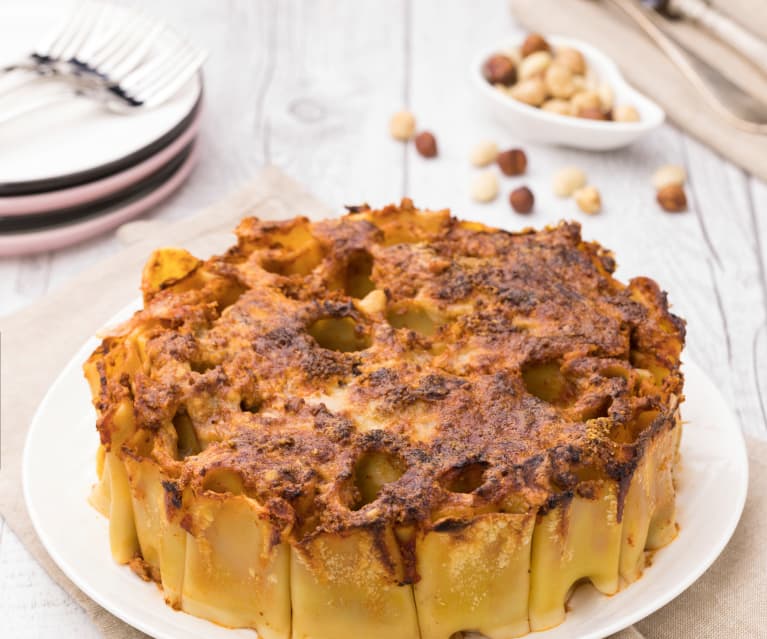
[118,39,185,91]
[52,1,102,61]
[76,3,119,65]
[133,49,206,107]
[35,0,88,59]
[107,22,166,81]
[88,10,147,71]
[95,14,161,80]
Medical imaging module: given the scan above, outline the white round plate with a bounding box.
[0,0,201,192]
[23,306,748,639]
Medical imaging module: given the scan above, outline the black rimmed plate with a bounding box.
[0,0,203,196]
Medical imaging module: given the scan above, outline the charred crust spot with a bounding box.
[162,480,182,510]
[432,518,471,533]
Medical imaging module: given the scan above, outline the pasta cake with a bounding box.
[84,199,685,639]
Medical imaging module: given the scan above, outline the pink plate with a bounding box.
[0,107,201,216]
[0,143,198,257]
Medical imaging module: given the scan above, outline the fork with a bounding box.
[0,2,206,123]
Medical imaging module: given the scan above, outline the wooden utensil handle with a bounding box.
[670,0,767,76]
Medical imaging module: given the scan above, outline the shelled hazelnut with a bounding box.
[653,164,686,190]
[519,51,552,80]
[545,63,576,99]
[552,166,587,197]
[510,186,535,213]
[470,141,499,167]
[389,110,415,141]
[482,34,640,123]
[497,148,527,176]
[614,105,640,122]
[508,78,547,107]
[555,47,586,75]
[542,99,573,116]
[471,170,499,203]
[574,185,602,214]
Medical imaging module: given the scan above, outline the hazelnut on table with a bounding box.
[497,148,527,176]
[389,110,415,141]
[653,164,686,190]
[470,141,499,167]
[470,171,499,203]
[657,184,687,212]
[415,131,438,158]
[510,186,535,214]
[574,185,602,214]
[552,167,587,197]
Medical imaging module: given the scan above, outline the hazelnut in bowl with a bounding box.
[474,33,664,150]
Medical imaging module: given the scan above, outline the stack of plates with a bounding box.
[0,2,202,257]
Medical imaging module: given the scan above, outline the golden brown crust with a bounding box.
[87,199,684,555]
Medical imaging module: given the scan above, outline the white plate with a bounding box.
[23,299,748,639]
[473,36,665,150]
[0,0,201,192]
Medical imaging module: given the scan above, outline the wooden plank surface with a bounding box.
[1,0,765,635]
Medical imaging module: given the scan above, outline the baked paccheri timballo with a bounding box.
[85,199,685,639]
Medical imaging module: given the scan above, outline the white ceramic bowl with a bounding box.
[473,36,665,150]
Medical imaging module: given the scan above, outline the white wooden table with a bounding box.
[2,0,765,636]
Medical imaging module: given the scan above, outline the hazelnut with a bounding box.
[657,184,687,212]
[542,99,573,116]
[652,164,686,190]
[614,105,640,122]
[597,83,614,112]
[552,166,587,197]
[555,47,586,75]
[571,90,601,113]
[389,110,415,141]
[415,131,438,158]
[578,107,609,120]
[470,140,499,167]
[497,148,527,176]
[521,33,551,57]
[470,170,499,203]
[482,54,517,86]
[502,47,522,66]
[545,63,575,99]
[509,78,547,107]
[510,186,535,213]
[571,74,588,93]
[574,185,602,214]
[518,50,553,80]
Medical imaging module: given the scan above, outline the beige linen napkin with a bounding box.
[1,167,764,637]
[511,0,767,182]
